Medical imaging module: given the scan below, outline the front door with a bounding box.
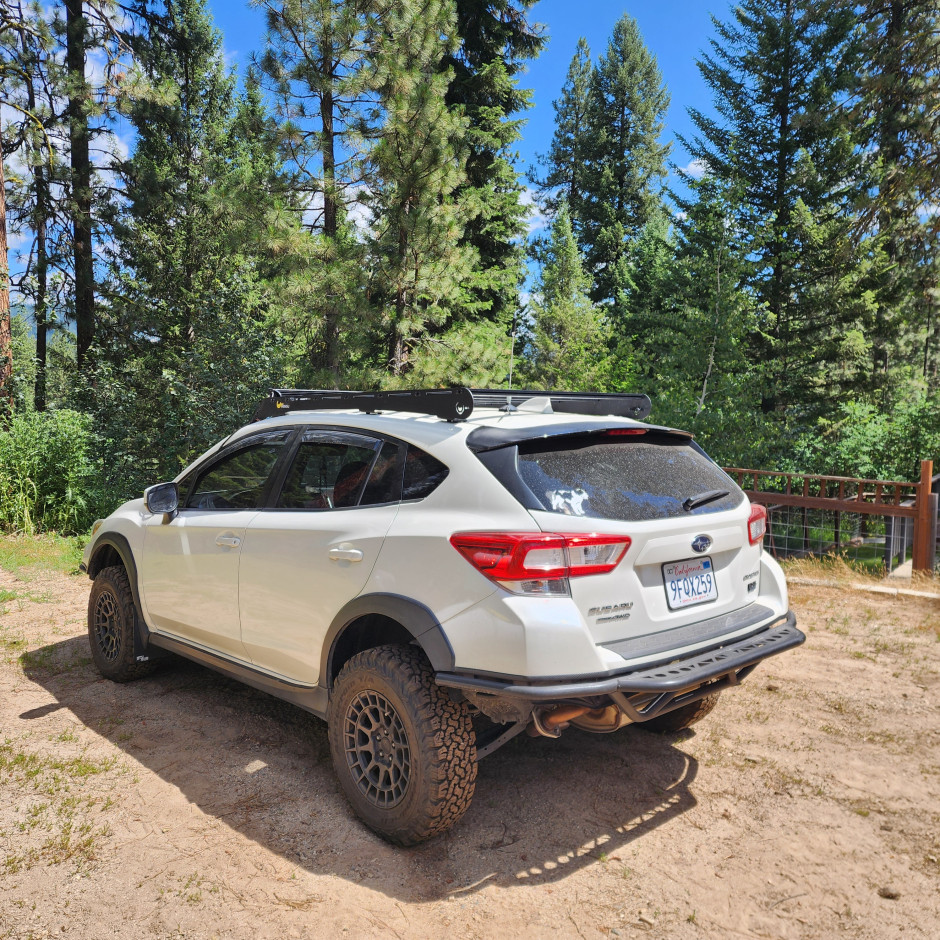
[140,429,293,660]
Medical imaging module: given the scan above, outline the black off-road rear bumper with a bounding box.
[435,610,802,720]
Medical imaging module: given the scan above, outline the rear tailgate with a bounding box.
[511,430,764,649]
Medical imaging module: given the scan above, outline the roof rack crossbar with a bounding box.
[253,387,651,422]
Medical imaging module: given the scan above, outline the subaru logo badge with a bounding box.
[691,535,712,554]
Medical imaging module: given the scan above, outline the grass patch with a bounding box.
[0,739,119,875]
[0,532,87,579]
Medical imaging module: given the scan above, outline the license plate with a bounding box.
[662,557,718,610]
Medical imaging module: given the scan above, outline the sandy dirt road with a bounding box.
[1,560,938,939]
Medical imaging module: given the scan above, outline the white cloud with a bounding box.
[679,158,708,179]
[520,186,549,235]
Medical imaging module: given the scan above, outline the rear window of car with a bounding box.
[516,433,743,522]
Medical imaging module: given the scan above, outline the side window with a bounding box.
[186,432,291,511]
[277,432,381,510]
[360,441,404,507]
[402,446,449,501]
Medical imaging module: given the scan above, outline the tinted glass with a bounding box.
[187,433,291,510]
[278,432,380,510]
[517,435,743,521]
[360,441,404,506]
[402,447,449,501]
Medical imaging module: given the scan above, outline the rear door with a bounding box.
[238,430,404,684]
[513,430,762,648]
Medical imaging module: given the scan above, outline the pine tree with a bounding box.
[1,2,74,412]
[853,0,940,392]
[684,0,860,416]
[367,0,475,377]
[530,37,591,224]
[579,15,670,319]
[525,202,610,390]
[444,1,544,323]
[88,0,283,493]
[254,0,378,381]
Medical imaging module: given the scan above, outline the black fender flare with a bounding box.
[86,533,155,659]
[322,593,456,687]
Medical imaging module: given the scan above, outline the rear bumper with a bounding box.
[435,610,802,701]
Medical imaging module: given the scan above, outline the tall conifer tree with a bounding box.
[853,0,940,391]
[444,1,543,323]
[578,15,670,321]
[254,0,377,381]
[525,202,610,390]
[90,0,283,492]
[530,37,592,225]
[367,0,474,377]
[684,0,859,415]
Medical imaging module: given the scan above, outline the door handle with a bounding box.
[215,534,241,548]
[329,547,363,562]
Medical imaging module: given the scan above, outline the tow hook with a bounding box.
[528,704,593,738]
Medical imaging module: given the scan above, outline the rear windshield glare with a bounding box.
[517,434,743,522]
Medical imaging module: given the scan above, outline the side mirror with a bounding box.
[144,482,179,519]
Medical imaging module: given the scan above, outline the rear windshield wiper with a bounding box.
[682,489,730,512]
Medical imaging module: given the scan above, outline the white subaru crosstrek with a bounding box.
[82,388,803,845]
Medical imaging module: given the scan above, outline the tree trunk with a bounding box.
[320,45,340,384]
[21,27,49,410]
[66,0,95,367]
[0,133,13,417]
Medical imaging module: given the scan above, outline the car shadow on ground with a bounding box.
[23,636,699,902]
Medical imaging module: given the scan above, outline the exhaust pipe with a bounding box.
[527,704,593,738]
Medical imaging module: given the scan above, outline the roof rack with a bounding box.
[252,387,651,423]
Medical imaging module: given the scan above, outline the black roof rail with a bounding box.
[253,387,651,423]
[253,388,475,422]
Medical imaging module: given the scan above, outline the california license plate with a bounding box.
[663,557,718,610]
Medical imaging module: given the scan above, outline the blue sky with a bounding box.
[207,0,722,200]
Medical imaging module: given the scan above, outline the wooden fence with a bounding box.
[722,459,938,574]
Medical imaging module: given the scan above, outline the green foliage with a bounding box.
[579,14,671,317]
[530,37,592,222]
[683,0,860,415]
[524,203,611,390]
[788,393,940,482]
[84,264,283,500]
[445,1,543,322]
[367,0,476,375]
[391,320,513,388]
[0,410,104,535]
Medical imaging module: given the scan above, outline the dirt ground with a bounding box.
[1,559,938,940]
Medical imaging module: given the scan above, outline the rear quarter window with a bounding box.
[516,433,743,522]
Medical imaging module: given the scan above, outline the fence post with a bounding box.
[912,459,935,574]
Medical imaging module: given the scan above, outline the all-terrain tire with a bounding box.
[87,565,158,682]
[639,692,720,733]
[328,644,477,846]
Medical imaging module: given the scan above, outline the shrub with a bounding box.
[0,410,106,535]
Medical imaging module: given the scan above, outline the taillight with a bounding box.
[449,532,631,596]
[748,504,767,546]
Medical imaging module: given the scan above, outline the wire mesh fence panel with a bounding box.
[762,507,901,573]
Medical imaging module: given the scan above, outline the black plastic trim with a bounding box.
[322,593,456,685]
[85,533,153,661]
[148,633,329,718]
[435,611,802,700]
[601,604,775,662]
[465,421,692,454]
